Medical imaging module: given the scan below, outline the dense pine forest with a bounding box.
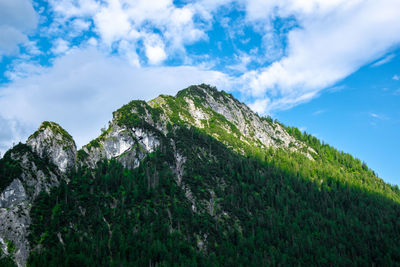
[24,126,400,266]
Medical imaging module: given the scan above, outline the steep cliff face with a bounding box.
[26,121,77,173]
[78,101,165,169]
[0,122,75,266]
[0,145,61,267]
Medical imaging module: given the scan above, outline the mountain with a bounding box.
[1,84,399,266]
[0,122,74,267]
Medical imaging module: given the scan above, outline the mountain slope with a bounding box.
[28,126,400,266]
[0,122,75,266]
[1,84,400,266]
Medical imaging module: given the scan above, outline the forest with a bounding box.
[22,125,400,266]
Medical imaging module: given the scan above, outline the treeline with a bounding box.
[282,124,400,201]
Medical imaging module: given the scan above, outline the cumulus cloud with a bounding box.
[0,47,230,153]
[10,0,400,116]
[0,0,38,57]
[241,0,400,113]
[49,0,99,19]
[50,0,209,65]
[51,38,70,55]
[143,34,167,65]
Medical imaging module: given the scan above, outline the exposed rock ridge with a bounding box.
[27,121,77,173]
[0,145,62,267]
[149,84,316,159]
[79,101,164,169]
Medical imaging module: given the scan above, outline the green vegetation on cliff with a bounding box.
[0,143,56,193]
[29,121,74,144]
[27,126,400,266]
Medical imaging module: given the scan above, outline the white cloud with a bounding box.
[370,113,379,118]
[49,0,99,19]
[313,109,325,116]
[298,126,306,132]
[93,0,131,45]
[239,0,400,114]
[369,112,388,120]
[49,0,209,65]
[0,116,31,155]
[23,41,42,56]
[51,38,70,55]
[118,40,140,67]
[4,61,46,81]
[372,54,395,67]
[248,98,271,115]
[0,47,231,154]
[0,26,27,56]
[69,19,91,37]
[0,0,38,56]
[392,74,399,81]
[143,34,167,65]
[227,53,252,72]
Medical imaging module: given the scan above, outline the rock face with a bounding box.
[0,147,62,267]
[79,101,163,169]
[0,121,75,266]
[183,86,304,149]
[149,84,315,158]
[27,121,77,173]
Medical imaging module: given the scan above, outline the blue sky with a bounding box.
[0,0,399,184]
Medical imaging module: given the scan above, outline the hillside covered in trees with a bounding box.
[1,84,399,266]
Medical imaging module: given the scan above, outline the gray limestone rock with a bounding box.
[0,179,26,209]
[26,121,77,173]
[81,122,161,170]
[0,122,71,266]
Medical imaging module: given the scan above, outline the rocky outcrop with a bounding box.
[81,124,161,169]
[80,102,163,169]
[0,145,62,267]
[0,120,74,266]
[0,179,26,209]
[149,84,316,159]
[26,121,77,173]
[192,88,291,147]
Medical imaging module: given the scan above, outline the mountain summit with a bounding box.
[79,84,313,170]
[1,84,399,266]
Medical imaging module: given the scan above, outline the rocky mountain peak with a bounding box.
[149,84,315,159]
[78,100,164,169]
[26,121,76,173]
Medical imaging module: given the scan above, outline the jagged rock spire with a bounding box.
[27,121,77,173]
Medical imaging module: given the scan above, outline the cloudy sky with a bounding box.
[1,0,400,184]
